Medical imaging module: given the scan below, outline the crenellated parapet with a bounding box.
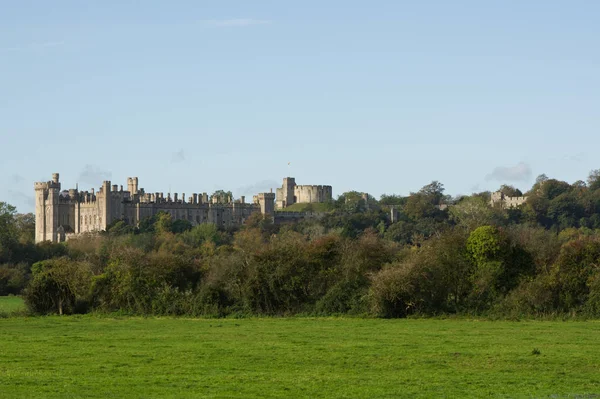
[275,177,333,209]
[490,191,528,209]
[34,173,271,243]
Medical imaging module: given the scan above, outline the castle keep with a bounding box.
[34,173,275,243]
[275,177,332,209]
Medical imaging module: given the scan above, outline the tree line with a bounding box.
[2,169,600,318]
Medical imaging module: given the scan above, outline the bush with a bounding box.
[369,261,421,318]
[24,258,94,315]
[0,263,28,295]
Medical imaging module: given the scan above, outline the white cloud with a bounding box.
[485,162,532,183]
[78,165,112,185]
[201,18,271,27]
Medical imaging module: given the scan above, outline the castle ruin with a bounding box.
[34,173,275,243]
[489,191,528,209]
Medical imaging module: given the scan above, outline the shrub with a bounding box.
[0,263,28,295]
[24,258,94,315]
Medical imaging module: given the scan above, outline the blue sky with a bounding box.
[1,1,599,212]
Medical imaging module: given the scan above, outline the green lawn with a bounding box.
[277,202,334,212]
[1,316,599,398]
[0,296,26,314]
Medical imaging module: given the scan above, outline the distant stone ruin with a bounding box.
[490,191,528,209]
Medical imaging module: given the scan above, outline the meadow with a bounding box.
[1,298,599,398]
[0,295,26,315]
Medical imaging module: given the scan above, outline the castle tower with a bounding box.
[257,192,276,215]
[34,173,61,243]
[48,173,60,242]
[34,181,47,243]
[127,177,139,194]
[282,177,296,207]
[100,180,112,230]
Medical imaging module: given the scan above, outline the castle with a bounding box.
[34,173,331,243]
[489,191,528,209]
[275,177,332,209]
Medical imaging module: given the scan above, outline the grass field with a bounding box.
[1,312,600,398]
[276,202,334,212]
[0,296,26,315]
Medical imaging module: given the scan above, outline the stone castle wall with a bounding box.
[294,185,333,204]
[275,177,332,209]
[34,173,275,243]
[490,191,528,209]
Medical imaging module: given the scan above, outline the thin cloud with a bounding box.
[485,162,532,183]
[78,165,112,185]
[564,152,585,162]
[237,180,279,196]
[8,190,35,210]
[201,18,271,27]
[171,149,185,164]
[11,174,25,184]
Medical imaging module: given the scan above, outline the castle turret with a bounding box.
[283,177,296,207]
[48,174,60,242]
[101,180,112,230]
[34,181,47,243]
[34,173,61,243]
[257,192,276,215]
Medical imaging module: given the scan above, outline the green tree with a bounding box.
[154,212,173,234]
[467,226,506,267]
[0,202,18,263]
[335,191,370,213]
[587,169,600,191]
[14,213,35,244]
[25,258,94,315]
[379,194,406,206]
[419,181,447,205]
[498,185,523,197]
[171,219,193,234]
[449,196,498,230]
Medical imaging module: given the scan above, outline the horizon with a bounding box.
[10,166,594,215]
[2,1,599,213]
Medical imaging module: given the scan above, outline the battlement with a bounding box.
[35,172,283,243]
[490,191,528,209]
[275,177,333,209]
[295,185,332,190]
